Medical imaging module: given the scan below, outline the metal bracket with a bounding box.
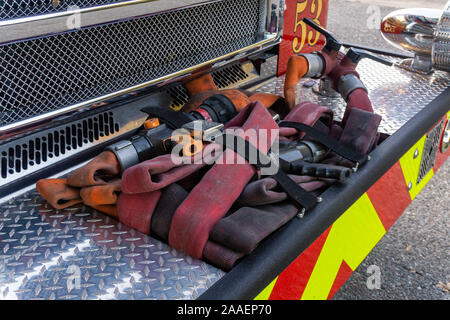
[417,120,445,184]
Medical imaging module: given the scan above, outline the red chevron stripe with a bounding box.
[268,228,331,300]
[327,261,353,300]
[367,162,411,231]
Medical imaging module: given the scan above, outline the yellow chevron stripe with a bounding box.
[254,277,278,300]
[300,193,386,300]
[399,135,434,200]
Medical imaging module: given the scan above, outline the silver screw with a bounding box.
[297,208,306,219]
[407,182,413,191]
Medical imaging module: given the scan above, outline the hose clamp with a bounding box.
[303,53,325,78]
[337,74,368,101]
[302,140,327,163]
[106,139,140,173]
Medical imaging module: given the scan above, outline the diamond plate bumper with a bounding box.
[0,192,225,300]
[0,59,449,300]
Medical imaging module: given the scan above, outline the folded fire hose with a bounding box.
[36,98,380,269]
[116,98,379,269]
[168,101,279,259]
[35,74,281,210]
[36,178,119,217]
[36,21,387,269]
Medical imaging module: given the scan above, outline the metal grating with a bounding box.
[0,0,265,127]
[417,120,445,184]
[0,111,120,182]
[0,0,126,20]
[212,64,251,89]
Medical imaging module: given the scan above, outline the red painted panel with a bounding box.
[278,0,329,76]
[366,162,412,231]
[326,261,353,300]
[269,227,331,300]
[434,147,449,172]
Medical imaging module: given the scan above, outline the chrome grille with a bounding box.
[0,0,265,127]
[432,1,450,71]
[0,0,125,20]
[0,95,151,190]
[0,111,119,180]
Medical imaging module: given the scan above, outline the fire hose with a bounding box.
[36,75,284,214]
[35,20,390,270]
[284,18,392,115]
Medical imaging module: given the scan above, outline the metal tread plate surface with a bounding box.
[253,59,449,135]
[0,190,225,300]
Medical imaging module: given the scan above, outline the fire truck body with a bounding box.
[0,0,448,300]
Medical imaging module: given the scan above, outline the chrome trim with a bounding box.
[432,1,450,72]
[381,1,450,73]
[0,0,285,45]
[0,0,211,45]
[381,7,442,56]
[0,34,280,134]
